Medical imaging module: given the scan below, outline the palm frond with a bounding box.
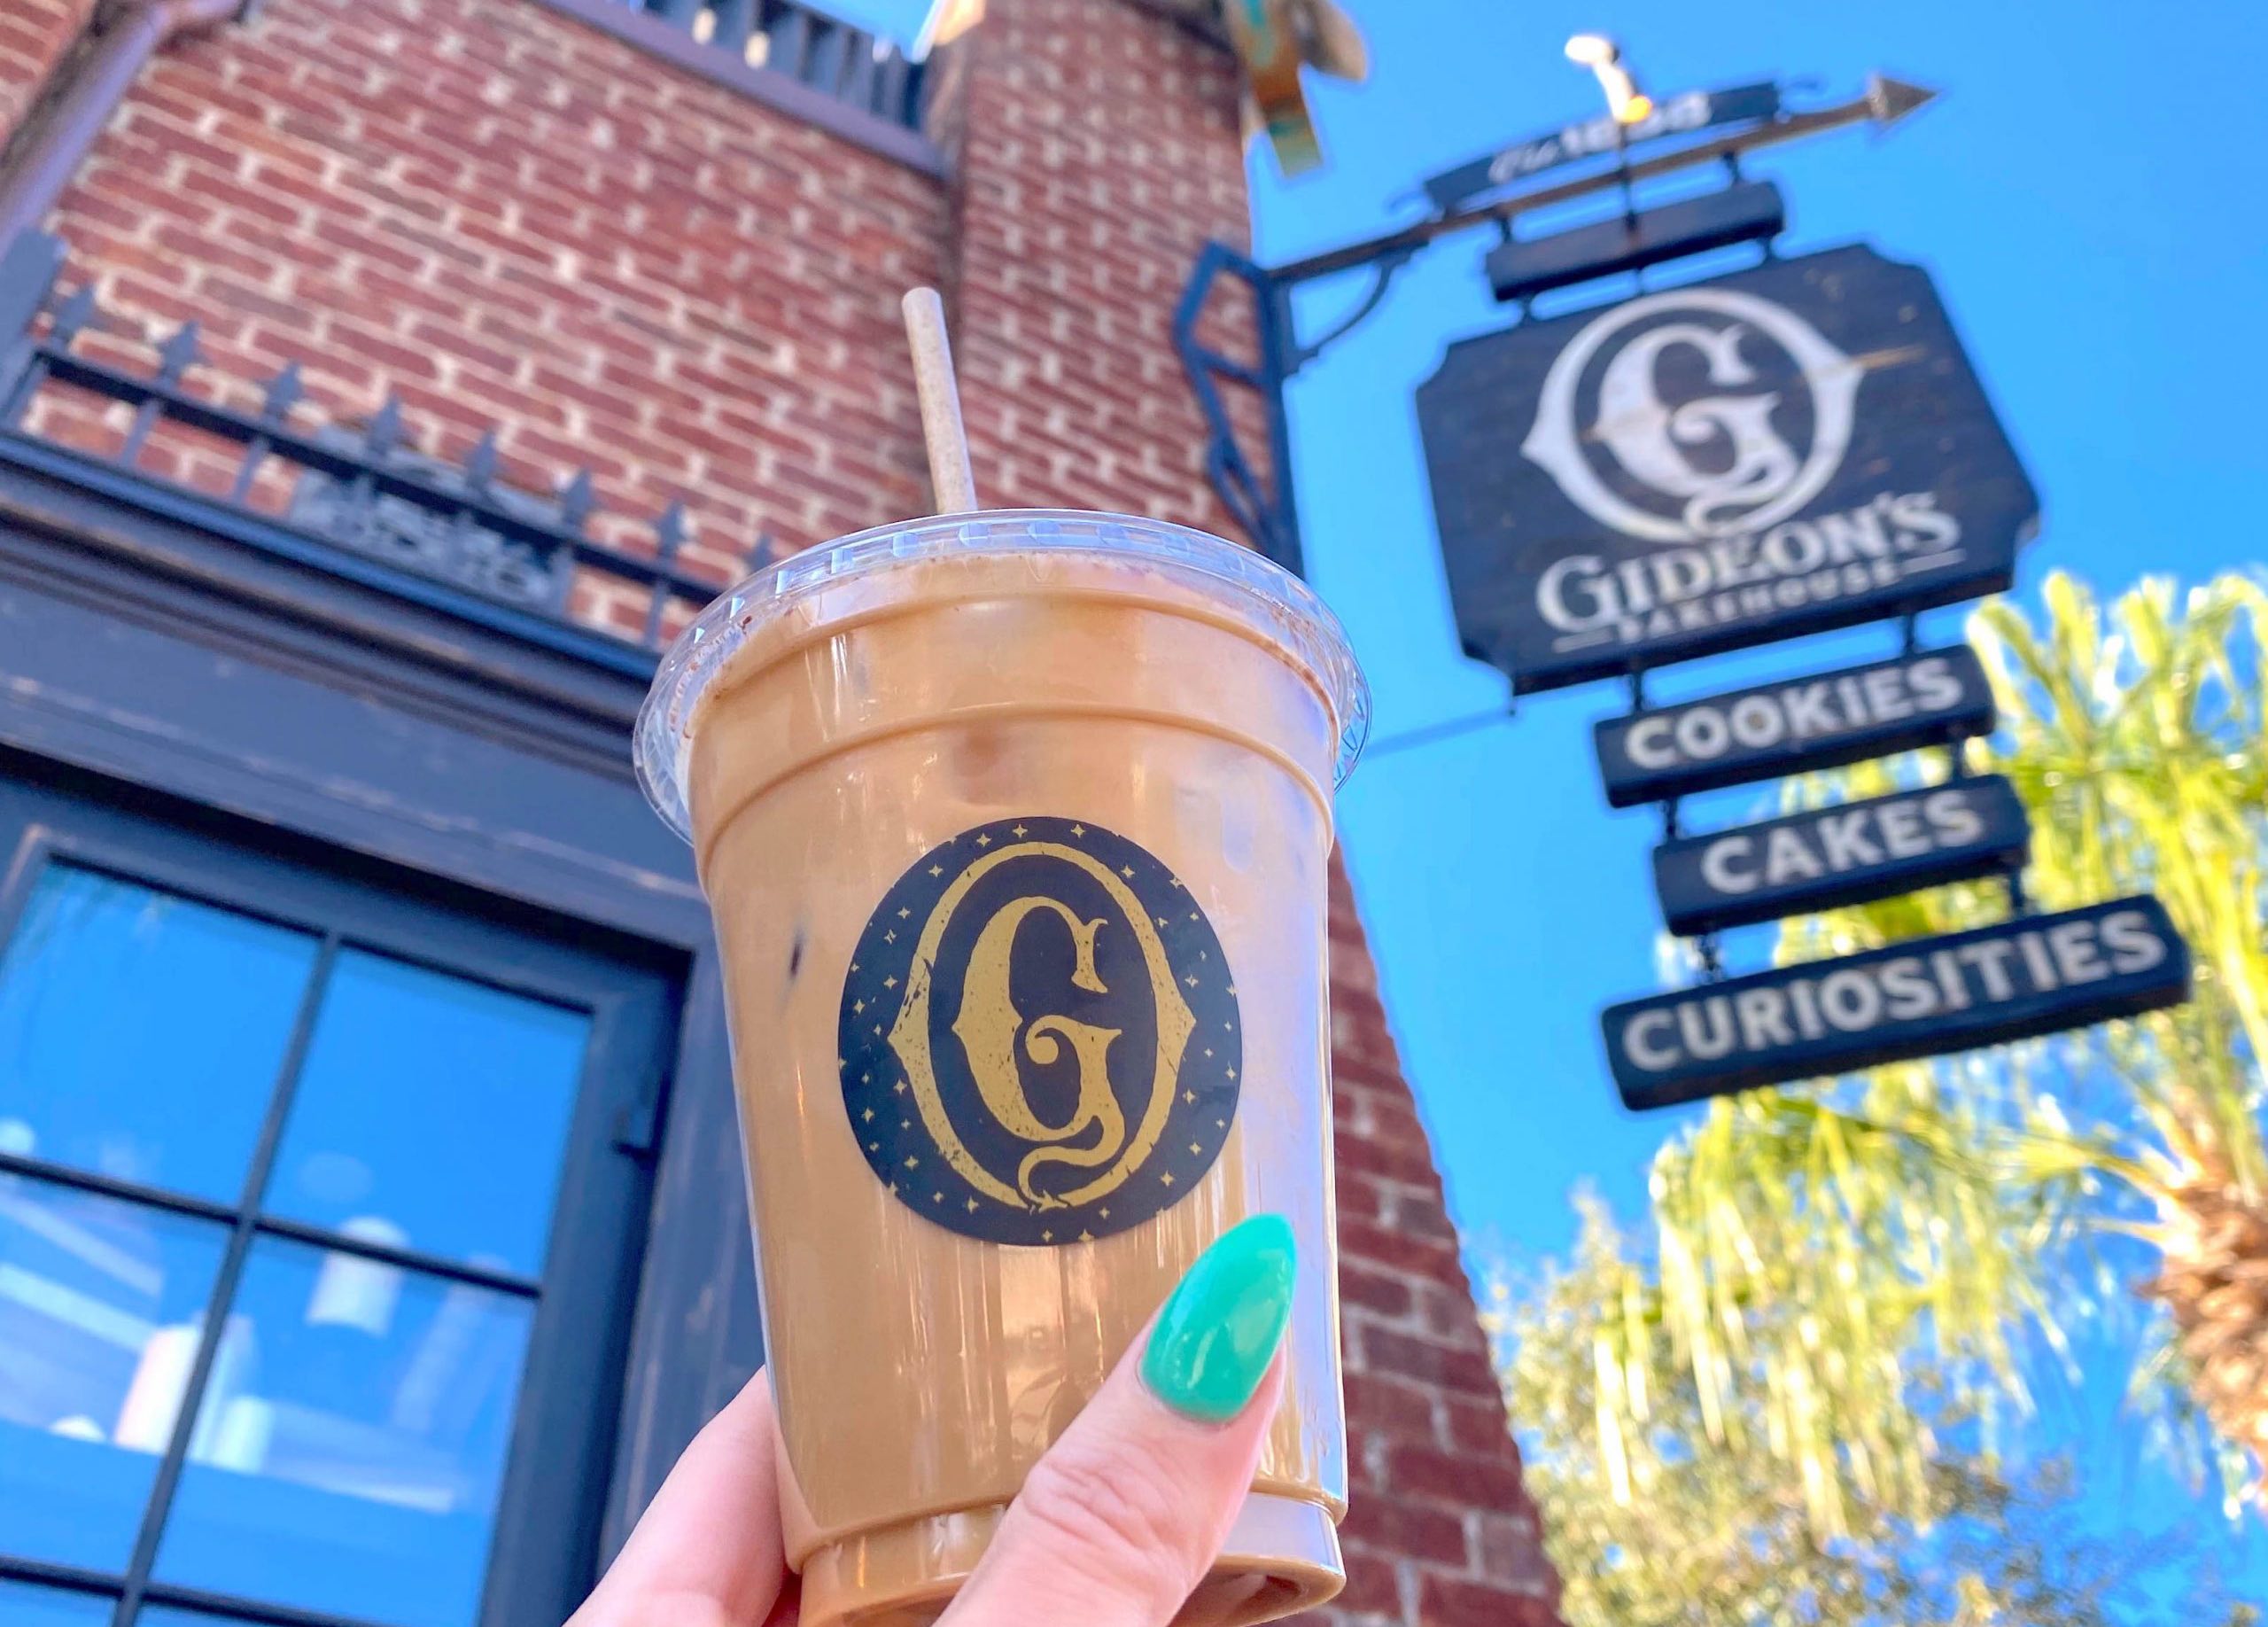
[1505,570,2268,1562]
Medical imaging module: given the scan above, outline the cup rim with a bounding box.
[633,508,1372,842]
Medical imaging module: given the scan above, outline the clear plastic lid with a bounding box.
[634,509,1371,841]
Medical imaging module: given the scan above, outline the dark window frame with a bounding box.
[0,457,764,1584]
[0,772,679,1627]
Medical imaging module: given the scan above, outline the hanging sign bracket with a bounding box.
[1173,72,1938,576]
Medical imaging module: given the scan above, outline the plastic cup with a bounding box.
[636,510,1368,1627]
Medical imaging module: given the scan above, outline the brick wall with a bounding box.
[945,0,1253,521]
[44,0,946,633]
[27,0,1564,1619]
[1326,856,1562,1625]
[0,0,97,150]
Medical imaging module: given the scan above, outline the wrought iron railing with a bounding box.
[617,0,928,130]
[0,231,773,658]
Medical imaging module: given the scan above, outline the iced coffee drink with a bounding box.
[635,510,1368,1627]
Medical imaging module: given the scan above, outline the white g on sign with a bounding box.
[1521,285,1863,546]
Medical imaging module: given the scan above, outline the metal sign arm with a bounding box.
[1172,242,1302,573]
[1174,74,1936,576]
[1278,74,1934,284]
[1287,245,1418,372]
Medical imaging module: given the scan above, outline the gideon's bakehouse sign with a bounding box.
[1596,645,1996,807]
[1389,87,2186,1109]
[1418,245,2039,694]
[1652,774,2030,937]
[1604,897,2193,1109]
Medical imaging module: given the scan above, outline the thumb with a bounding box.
[941,1214,1298,1627]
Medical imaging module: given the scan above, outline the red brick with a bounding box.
[1332,1551,1405,1616]
[1335,1125,1449,1189]
[1422,1576,1561,1627]
[1443,1396,1520,1460]
[1339,1216,1466,1288]
[1418,1282,1492,1350]
[1386,1189,1463,1248]
[329,322,444,383]
[1340,1261,1415,1320]
[1341,1499,1471,1570]
[1477,1512,1558,1595]
[1344,1373,1439,1444]
[1386,1444,1530,1512]
[1334,1168,1388,1224]
[0,0,99,146]
[1361,1328,1503,1398]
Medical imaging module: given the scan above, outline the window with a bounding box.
[0,778,674,1627]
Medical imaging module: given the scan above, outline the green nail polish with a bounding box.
[1141,1214,1297,1423]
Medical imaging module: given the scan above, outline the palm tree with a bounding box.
[1489,1198,2257,1626]
[1524,571,2268,1550]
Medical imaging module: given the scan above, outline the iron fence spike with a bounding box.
[464,427,501,488]
[50,286,97,345]
[156,321,202,382]
[558,468,595,531]
[262,359,304,419]
[367,395,404,455]
[655,501,688,559]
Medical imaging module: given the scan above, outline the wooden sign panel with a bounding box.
[1602,896,2190,1110]
[1651,774,2030,937]
[1595,645,1995,808]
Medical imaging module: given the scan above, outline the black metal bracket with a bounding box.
[1288,245,1418,373]
[1172,243,1301,575]
[1176,179,1775,579]
[1172,76,1929,582]
[1170,238,1426,580]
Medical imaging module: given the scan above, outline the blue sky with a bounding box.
[1228,0,2268,1594]
[848,0,2265,1589]
[1237,0,2267,1255]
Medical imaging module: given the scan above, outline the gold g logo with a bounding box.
[839,816,1242,1245]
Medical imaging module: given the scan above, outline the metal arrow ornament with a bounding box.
[1275,73,1939,282]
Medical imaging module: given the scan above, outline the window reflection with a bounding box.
[154,1234,534,1627]
[0,1173,227,1573]
[268,951,590,1276]
[0,861,610,1625]
[0,1580,114,1626]
[0,865,318,1203]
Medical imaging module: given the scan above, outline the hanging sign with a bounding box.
[1596,644,1995,807]
[1420,82,1783,213]
[1418,244,2039,694]
[1602,896,2190,1110]
[1652,775,2030,937]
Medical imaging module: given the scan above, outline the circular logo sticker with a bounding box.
[837,815,1241,1245]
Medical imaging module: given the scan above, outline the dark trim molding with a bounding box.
[0,471,712,948]
[1119,0,1231,49]
[527,0,950,177]
[0,432,659,687]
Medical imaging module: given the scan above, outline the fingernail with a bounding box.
[1140,1214,1297,1423]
